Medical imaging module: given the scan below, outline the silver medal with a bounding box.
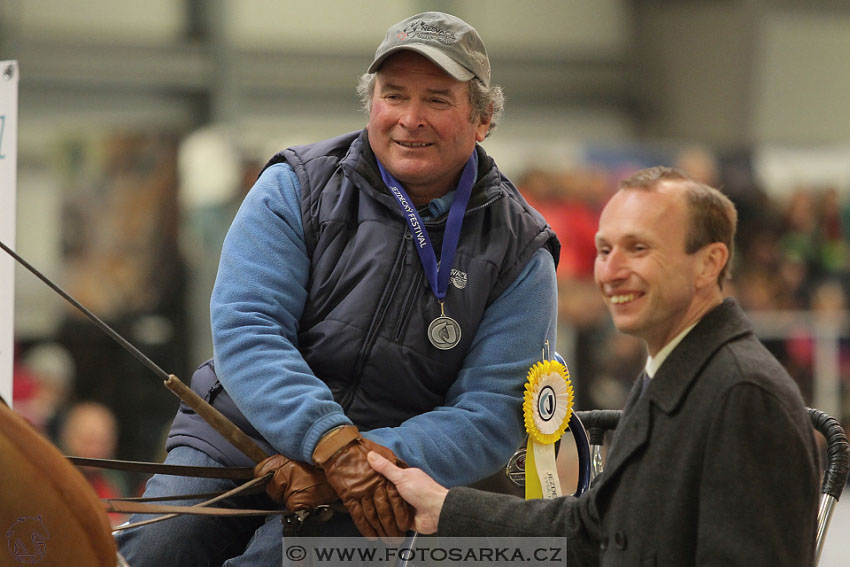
[428,315,462,350]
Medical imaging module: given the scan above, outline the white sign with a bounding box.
[0,61,18,406]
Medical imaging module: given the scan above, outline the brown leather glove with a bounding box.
[254,454,338,512]
[312,425,413,538]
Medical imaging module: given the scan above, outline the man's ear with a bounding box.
[695,242,729,289]
[474,104,493,142]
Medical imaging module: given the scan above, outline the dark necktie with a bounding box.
[639,370,651,396]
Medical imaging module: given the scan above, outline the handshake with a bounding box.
[254,425,413,537]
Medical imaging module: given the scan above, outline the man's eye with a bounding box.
[430,98,450,106]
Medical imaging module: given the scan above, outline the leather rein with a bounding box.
[0,241,323,533]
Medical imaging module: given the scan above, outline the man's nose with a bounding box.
[398,101,426,129]
[595,249,628,284]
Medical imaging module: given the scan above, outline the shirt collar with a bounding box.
[644,322,698,378]
[421,161,480,220]
[422,190,457,220]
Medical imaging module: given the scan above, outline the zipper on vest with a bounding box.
[339,233,409,410]
[393,238,424,342]
[464,192,503,216]
[207,381,224,405]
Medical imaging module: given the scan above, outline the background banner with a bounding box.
[0,61,18,406]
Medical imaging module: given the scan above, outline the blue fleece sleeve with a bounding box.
[211,163,352,462]
[363,248,559,486]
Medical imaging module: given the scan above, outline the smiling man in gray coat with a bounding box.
[370,166,819,566]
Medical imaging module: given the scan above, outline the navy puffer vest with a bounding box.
[167,130,559,465]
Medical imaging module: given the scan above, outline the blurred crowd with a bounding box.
[9,136,850,501]
[12,343,132,525]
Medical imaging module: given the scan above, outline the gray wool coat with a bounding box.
[439,298,819,566]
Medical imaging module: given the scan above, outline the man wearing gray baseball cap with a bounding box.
[368,11,492,86]
[118,11,559,566]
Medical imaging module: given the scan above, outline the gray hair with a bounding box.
[355,72,505,138]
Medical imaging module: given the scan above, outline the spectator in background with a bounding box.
[518,166,610,410]
[785,279,850,424]
[674,145,720,187]
[12,342,75,438]
[517,166,602,282]
[818,188,848,276]
[59,401,129,526]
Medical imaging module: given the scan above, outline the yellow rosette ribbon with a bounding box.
[523,359,574,499]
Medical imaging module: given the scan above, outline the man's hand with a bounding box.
[254,454,338,511]
[312,426,413,538]
[367,451,448,535]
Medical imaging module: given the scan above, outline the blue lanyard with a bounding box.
[377,151,477,303]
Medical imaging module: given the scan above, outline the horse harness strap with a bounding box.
[68,456,256,479]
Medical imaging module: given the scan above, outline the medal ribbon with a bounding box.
[377,151,477,303]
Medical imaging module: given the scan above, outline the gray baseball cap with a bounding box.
[367,12,491,87]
